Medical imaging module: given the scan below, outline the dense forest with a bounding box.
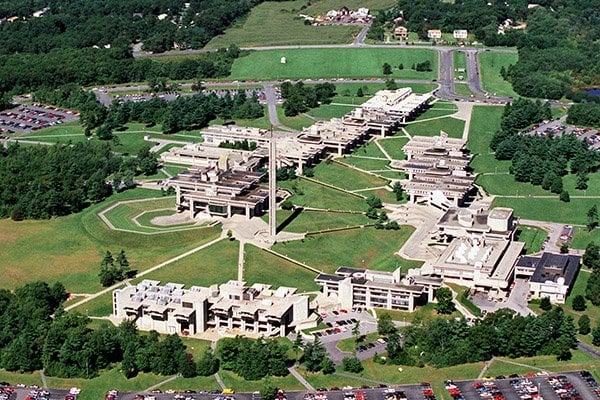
[490,98,598,197]
[0,0,264,54]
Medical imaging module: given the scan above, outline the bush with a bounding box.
[342,356,363,373]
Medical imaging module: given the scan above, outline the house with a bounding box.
[427,29,442,39]
[453,29,468,39]
[394,26,409,40]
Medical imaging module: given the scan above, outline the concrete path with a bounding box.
[288,367,315,391]
[39,370,48,389]
[477,358,495,379]
[144,374,180,392]
[214,373,226,390]
[333,372,393,386]
[238,240,245,281]
[578,341,600,360]
[65,235,226,312]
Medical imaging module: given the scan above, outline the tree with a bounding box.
[196,348,219,376]
[593,324,600,347]
[560,243,569,254]
[116,249,131,278]
[382,63,392,75]
[583,242,600,270]
[377,313,396,336]
[578,315,591,335]
[366,195,382,209]
[356,88,364,97]
[434,288,456,314]
[341,356,363,373]
[366,207,379,219]
[398,63,404,70]
[385,79,398,90]
[540,297,552,311]
[560,191,570,202]
[392,182,404,201]
[260,378,278,400]
[352,320,361,337]
[572,295,586,311]
[302,338,327,372]
[585,270,600,306]
[292,335,303,360]
[320,357,335,374]
[587,205,599,232]
[281,199,294,210]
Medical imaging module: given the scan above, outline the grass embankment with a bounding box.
[478,52,518,97]
[0,189,221,294]
[515,225,547,254]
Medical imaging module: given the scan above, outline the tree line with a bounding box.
[490,98,598,200]
[566,103,600,128]
[281,81,336,117]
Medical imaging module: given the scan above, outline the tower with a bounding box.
[268,131,277,238]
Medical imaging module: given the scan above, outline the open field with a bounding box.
[354,141,387,158]
[229,48,438,81]
[307,103,356,120]
[476,174,552,197]
[454,82,475,97]
[378,137,409,160]
[414,101,458,121]
[0,188,221,294]
[132,238,238,287]
[272,226,419,274]
[405,117,465,138]
[206,0,397,48]
[479,52,519,97]
[276,106,315,130]
[268,209,369,233]
[244,244,319,293]
[312,162,389,191]
[279,178,368,211]
[492,197,600,225]
[338,156,390,171]
[73,291,113,317]
[485,349,599,377]
[219,370,304,392]
[360,187,405,204]
[467,106,507,174]
[571,227,600,249]
[515,225,547,254]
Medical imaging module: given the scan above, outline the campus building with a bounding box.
[113,280,310,337]
[411,207,525,295]
[427,29,442,39]
[297,118,369,156]
[515,253,581,304]
[394,26,408,39]
[315,266,442,312]
[160,143,262,171]
[392,133,474,209]
[169,166,269,218]
[453,29,468,39]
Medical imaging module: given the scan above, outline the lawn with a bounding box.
[454,83,475,97]
[298,368,380,389]
[338,156,391,171]
[405,117,465,138]
[312,162,389,191]
[360,188,405,204]
[18,121,87,144]
[0,188,221,294]
[476,174,553,196]
[101,196,195,233]
[337,332,381,352]
[276,106,315,130]
[307,103,356,120]
[272,226,418,274]
[515,225,547,254]
[353,141,388,158]
[492,197,600,225]
[229,48,438,81]
[279,178,368,211]
[157,375,220,392]
[73,291,114,317]
[243,244,319,293]
[414,102,458,121]
[478,52,519,97]
[132,238,239,287]
[486,349,599,377]
[218,370,305,392]
[332,82,436,100]
[466,106,512,174]
[378,137,409,160]
[206,0,397,48]
[269,209,369,233]
[453,51,467,80]
[571,227,600,249]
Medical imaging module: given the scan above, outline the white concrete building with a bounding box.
[113,280,310,337]
[453,29,468,39]
[427,29,442,39]
[315,267,441,312]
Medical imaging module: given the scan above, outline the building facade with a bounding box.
[113,280,310,337]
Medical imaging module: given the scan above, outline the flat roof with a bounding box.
[528,253,581,286]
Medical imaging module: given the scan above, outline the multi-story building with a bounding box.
[427,29,442,39]
[394,26,408,40]
[392,133,475,209]
[453,29,468,39]
[515,253,581,304]
[113,280,310,337]
[169,166,269,218]
[297,118,369,156]
[315,267,441,312]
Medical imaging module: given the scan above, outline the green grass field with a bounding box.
[243,244,319,293]
[414,102,458,121]
[206,0,397,48]
[476,174,553,196]
[405,117,465,138]
[219,369,305,392]
[229,48,438,81]
[101,196,200,233]
[312,162,389,191]
[307,103,356,120]
[378,137,409,160]
[0,188,221,294]
[269,209,369,233]
[332,82,437,99]
[467,106,507,174]
[492,197,600,225]
[276,106,315,130]
[354,140,387,158]
[515,225,547,254]
[272,226,419,274]
[453,51,467,80]
[338,156,390,171]
[72,291,113,317]
[454,83,475,97]
[133,238,238,287]
[479,52,519,97]
[571,227,600,249]
[279,178,368,211]
[485,349,599,377]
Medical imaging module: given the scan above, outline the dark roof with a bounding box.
[336,266,366,275]
[528,253,581,286]
[315,274,345,282]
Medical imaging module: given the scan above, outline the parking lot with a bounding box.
[0,104,78,134]
[522,118,600,150]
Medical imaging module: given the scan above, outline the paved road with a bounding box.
[437,49,454,99]
[578,341,600,359]
[353,24,371,46]
[133,42,518,59]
